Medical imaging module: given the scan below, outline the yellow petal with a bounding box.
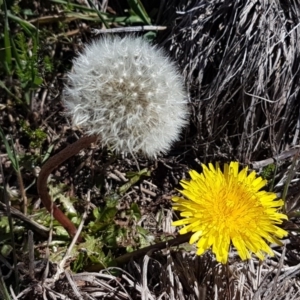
[172,161,288,264]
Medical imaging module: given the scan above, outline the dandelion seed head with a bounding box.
[63,36,188,158]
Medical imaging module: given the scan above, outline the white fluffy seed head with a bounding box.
[63,35,189,158]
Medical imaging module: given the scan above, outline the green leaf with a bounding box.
[261,164,276,180]
[136,226,155,248]
[92,207,100,219]
[72,251,86,272]
[130,203,141,221]
[48,184,78,216]
[3,2,12,74]
[32,74,43,86]
[105,193,119,208]
[0,216,10,234]
[119,168,150,194]
[103,224,119,247]
[54,226,68,237]
[1,244,13,257]
[42,144,54,163]
[71,236,110,272]
[99,207,118,223]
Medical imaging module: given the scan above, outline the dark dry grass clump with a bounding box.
[14,249,300,299]
[164,0,300,163]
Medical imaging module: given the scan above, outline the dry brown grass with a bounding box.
[15,244,300,299]
[163,0,300,163]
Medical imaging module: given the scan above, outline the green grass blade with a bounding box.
[0,127,19,172]
[86,0,110,28]
[7,11,37,34]
[127,0,151,25]
[268,163,278,192]
[42,144,54,163]
[3,0,12,74]
[0,81,22,103]
[51,0,105,13]
[9,35,22,70]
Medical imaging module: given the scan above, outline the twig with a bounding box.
[16,171,28,215]
[251,148,300,169]
[28,231,35,280]
[9,285,17,300]
[65,272,84,300]
[282,152,300,204]
[140,186,156,197]
[113,169,128,182]
[92,26,167,34]
[270,245,286,297]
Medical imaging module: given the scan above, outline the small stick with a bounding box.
[37,135,97,241]
[251,148,300,169]
[28,231,35,280]
[140,186,156,197]
[93,26,167,34]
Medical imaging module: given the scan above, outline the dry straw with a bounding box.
[165,0,300,162]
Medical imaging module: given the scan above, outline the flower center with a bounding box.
[209,180,264,234]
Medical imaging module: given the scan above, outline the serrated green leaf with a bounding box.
[48,184,77,216]
[103,224,119,247]
[136,225,155,248]
[99,207,117,223]
[72,251,86,272]
[71,236,110,271]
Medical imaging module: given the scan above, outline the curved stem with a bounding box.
[37,135,98,241]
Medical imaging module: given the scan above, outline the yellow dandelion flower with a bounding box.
[172,162,288,264]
